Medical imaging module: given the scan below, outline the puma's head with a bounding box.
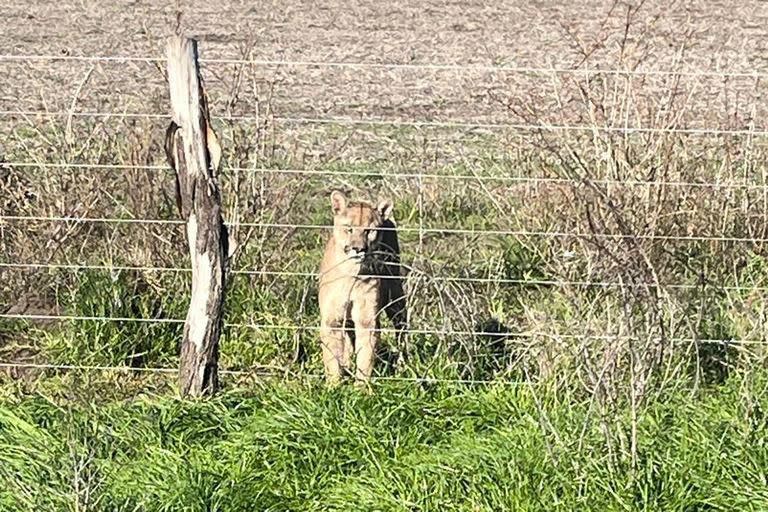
[329,190,393,260]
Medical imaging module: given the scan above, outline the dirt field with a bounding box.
[1,0,767,127]
[4,0,767,67]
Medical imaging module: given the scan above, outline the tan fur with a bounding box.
[318,190,407,386]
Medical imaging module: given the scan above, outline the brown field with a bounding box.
[1,0,767,123]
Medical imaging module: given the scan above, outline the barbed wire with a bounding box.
[1,312,766,346]
[2,110,765,136]
[2,214,767,244]
[1,262,765,292]
[5,161,768,190]
[0,53,766,79]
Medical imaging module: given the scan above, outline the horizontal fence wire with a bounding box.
[6,161,768,189]
[2,215,767,243]
[0,361,533,385]
[1,312,766,346]
[5,161,768,189]
[0,262,765,292]
[1,110,765,136]
[0,53,766,78]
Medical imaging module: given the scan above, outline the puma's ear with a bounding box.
[330,190,347,215]
[376,198,393,220]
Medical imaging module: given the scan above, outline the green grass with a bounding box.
[39,270,187,368]
[1,374,767,511]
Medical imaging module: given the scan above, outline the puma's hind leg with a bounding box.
[383,280,408,368]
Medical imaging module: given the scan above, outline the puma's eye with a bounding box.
[345,226,353,234]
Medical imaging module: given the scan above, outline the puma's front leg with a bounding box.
[320,318,347,386]
[351,297,380,387]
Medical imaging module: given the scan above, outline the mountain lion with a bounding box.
[318,190,407,386]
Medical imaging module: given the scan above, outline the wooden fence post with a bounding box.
[165,35,227,397]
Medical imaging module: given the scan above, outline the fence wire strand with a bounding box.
[6,161,768,190]
[5,161,768,189]
[1,261,766,292]
[0,361,534,386]
[1,312,765,346]
[0,53,766,79]
[3,214,768,244]
[1,109,765,136]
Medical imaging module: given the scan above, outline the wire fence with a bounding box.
[1,53,767,78]
[2,312,765,346]
[0,360,535,386]
[3,214,768,243]
[2,46,768,387]
[2,262,766,291]
[2,109,766,136]
[5,161,768,189]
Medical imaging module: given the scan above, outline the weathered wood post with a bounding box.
[165,35,227,397]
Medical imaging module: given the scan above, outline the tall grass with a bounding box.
[1,373,767,511]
